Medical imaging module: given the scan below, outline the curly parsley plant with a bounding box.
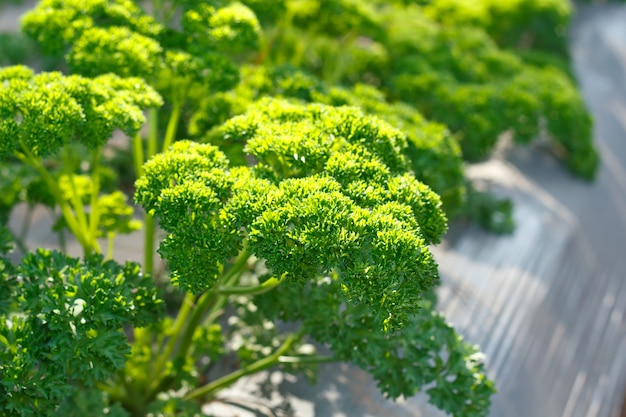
[129,99,494,416]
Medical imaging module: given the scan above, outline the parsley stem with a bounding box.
[146,246,251,399]
[147,108,159,160]
[131,129,155,269]
[217,273,287,295]
[176,247,251,361]
[106,231,115,260]
[162,99,181,152]
[132,132,144,178]
[149,291,196,388]
[142,108,160,275]
[277,354,337,364]
[88,147,102,249]
[14,144,91,252]
[143,213,155,275]
[184,328,307,401]
[63,147,93,252]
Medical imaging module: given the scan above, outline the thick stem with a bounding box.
[161,100,181,152]
[142,108,160,274]
[95,381,125,404]
[143,213,155,275]
[63,148,90,245]
[262,8,296,67]
[160,0,180,26]
[132,132,144,178]
[14,145,91,252]
[149,291,196,384]
[278,355,337,364]
[147,108,159,160]
[145,247,251,400]
[9,229,27,255]
[184,329,306,401]
[217,273,287,296]
[123,326,157,396]
[176,248,251,359]
[143,290,214,402]
[88,147,102,250]
[106,232,115,260]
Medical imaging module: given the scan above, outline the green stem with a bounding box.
[132,132,144,178]
[217,273,287,296]
[174,275,235,366]
[157,0,180,26]
[184,329,306,401]
[62,147,100,255]
[19,205,34,243]
[95,381,125,403]
[63,147,89,234]
[278,355,338,364]
[106,232,115,260]
[162,100,181,152]
[147,108,159,160]
[151,0,165,25]
[176,248,251,356]
[142,108,159,274]
[14,145,91,251]
[126,326,156,394]
[265,8,296,66]
[162,5,179,31]
[149,291,196,384]
[146,247,251,399]
[143,213,155,275]
[88,147,102,249]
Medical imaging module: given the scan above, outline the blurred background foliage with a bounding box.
[0,0,612,234]
[184,0,603,231]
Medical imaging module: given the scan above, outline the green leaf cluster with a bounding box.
[288,0,384,39]
[256,284,494,416]
[21,0,161,57]
[54,390,131,417]
[257,1,598,180]
[0,248,164,416]
[385,13,598,178]
[131,99,495,415]
[421,0,573,56]
[191,65,466,216]
[138,100,446,332]
[183,2,261,54]
[53,174,141,237]
[0,65,162,157]
[22,0,261,95]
